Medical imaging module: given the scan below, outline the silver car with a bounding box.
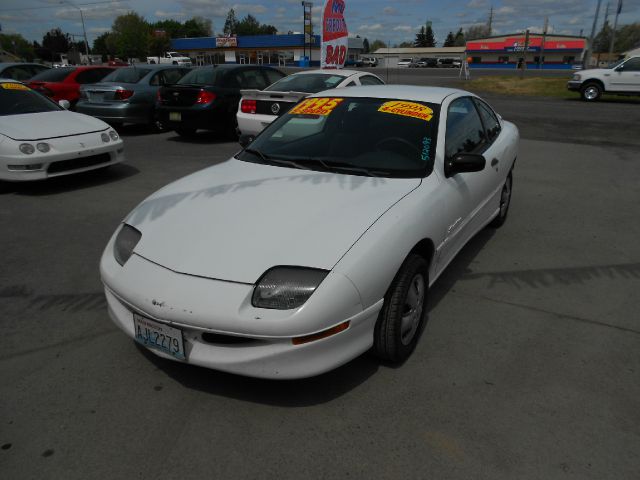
[76,64,190,128]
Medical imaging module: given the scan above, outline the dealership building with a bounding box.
[466,33,587,69]
[170,34,364,66]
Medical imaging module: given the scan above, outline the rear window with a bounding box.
[265,73,346,93]
[102,68,152,83]
[178,68,224,86]
[30,67,76,82]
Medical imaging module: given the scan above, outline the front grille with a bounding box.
[48,153,111,173]
[256,100,294,116]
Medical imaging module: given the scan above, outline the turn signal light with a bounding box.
[196,90,216,104]
[114,89,134,100]
[241,99,257,114]
[292,321,350,345]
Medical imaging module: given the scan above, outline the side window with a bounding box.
[263,69,286,86]
[76,69,112,84]
[240,69,268,89]
[621,58,640,72]
[445,97,486,160]
[223,71,241,88]
[359,75,384,86]
[4,66,32,80]
[29,65,49,77]
[345,81,357,87]
[163,69,185,84]
[149,72,162,86]
[473,99,501,143]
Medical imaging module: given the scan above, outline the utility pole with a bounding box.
[62,1,90,62]
[488,6,494,36]
[519,29,530,78]
[585,0,603,69]
[608,0,623,62]
[539,17,548,69]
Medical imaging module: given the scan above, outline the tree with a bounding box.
[183,16,213,37]
[465,24,490,41]
[443,31,455,47]
[453,28,465,46]
[370,39,387,52]
[414,26,426,47]
[223,9,238,35]
[235,14,277,35]
[414,22,436,47]
[0,33,35,61]
[42,28,71,58]
[424,24,436,47]
[92,32,116,60]
[148,32,171,57]
[111,12,150,60]
[363,38,370,53]
[611,22,640,52]
[398,41,413,48]
[151,19,184,39]
[593,21,612,53]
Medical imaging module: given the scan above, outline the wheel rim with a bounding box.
[400,274,425,345]
[499,175,512,218]
[584,86,599,100]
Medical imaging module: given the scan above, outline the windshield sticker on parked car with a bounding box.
[1,83,29,91]
[289,97,344,116]
[378,101,433,122]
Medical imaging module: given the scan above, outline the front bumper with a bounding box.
[567,81,582,92]
[100,242,380,379]
[76,101,152,125]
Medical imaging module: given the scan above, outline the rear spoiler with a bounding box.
[240,90,310,102]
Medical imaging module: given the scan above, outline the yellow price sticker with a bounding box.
[289,97,344,116]
[378,101,434,122]
[1,82,29,91]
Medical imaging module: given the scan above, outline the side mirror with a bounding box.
[238,134,254,148]
[58,99,71,109]
[445,152,486,177]
[614,65,624,72]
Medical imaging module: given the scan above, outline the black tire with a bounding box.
[374,253,429,363]
[175,127,197,138]
[489,172,513,228]
[580,82,602,101]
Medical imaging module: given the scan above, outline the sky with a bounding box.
[1,0,639,47]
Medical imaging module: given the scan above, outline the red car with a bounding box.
[28,66,119,106]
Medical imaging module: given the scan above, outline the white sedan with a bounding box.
[101,85,518,379]
[0,80,124,181]
[236,69,384,137]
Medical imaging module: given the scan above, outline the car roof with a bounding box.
[129,63,190,69]
[0,62,49,68]
[293,69,362,77]
[309,85,467,104]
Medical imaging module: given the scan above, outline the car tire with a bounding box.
[489,172,513,228]
[175,127,197,138]
[581,82,602,101]
[373,253,428,363]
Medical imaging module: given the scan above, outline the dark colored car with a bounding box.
[414,57,438,68]
[27,66,119,106]
[156,65,286,138]
[0,62,50,80]
[76,65,191,128]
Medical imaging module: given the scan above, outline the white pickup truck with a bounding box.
[567,56,640,101]
[146,52,192,66]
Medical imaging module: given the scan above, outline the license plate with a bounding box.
[169,112,181,121]
[133,313,186,360]
[89,92,103,102]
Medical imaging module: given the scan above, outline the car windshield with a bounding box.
[0,83,61,115]
[265,73,346,93]
[609,58,626,69]
[30,67,75,82]
[238,97,438,178]
[177,67,224,85]
[102,67,151,83]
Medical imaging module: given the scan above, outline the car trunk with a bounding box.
[82,83,136,102]
[241,89,307,116]
[159,84,208,107]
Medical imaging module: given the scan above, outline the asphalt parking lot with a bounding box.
[1,78,639,479]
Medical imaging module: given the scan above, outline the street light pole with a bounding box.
[62,0,90,62]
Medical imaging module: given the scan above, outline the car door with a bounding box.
[609,58,640,92]
[436,96,499,269]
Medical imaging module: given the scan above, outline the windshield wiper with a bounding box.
[243,147,270,164]
[243,149,309,170]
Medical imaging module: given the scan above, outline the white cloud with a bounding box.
[155,11,188,19]
[467,0,489,8]
[88,27,111,34]
[358,23,385,32]
[232,4,267,15]
[392,25,413,32]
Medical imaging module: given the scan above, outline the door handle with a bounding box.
[491,158,499,167]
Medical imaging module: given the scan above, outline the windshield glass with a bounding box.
[609,58,626,69]
[0,83,61,115]
[178,67,223,85]
[30,67,75,82]
[102,67,151,83]
[265,73,346,93]
[238,96,438,178]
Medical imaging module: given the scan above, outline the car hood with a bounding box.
[0,111,108,141]
[125,158,420,284]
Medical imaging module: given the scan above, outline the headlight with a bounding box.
[36,143,50,153]
[572,74,581,81]
[19,143,35,154]
[252,267,328,310]
[101,133,110,142]
[109,130,119,141]
[114,224,142,266]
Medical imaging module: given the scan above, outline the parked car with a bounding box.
[397,58,413,67]
[147,52,192,66]
[437,58,462,68]
[76,65,191,129]
[413,57,438,68]
[156,65,286,138]
[100,85,518,379]
[0,80,124,181]
[27,66,119,107]
[0,62,50,81]
[567,56,640,101]
[361,56,379,67]
[237,69,385,137]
